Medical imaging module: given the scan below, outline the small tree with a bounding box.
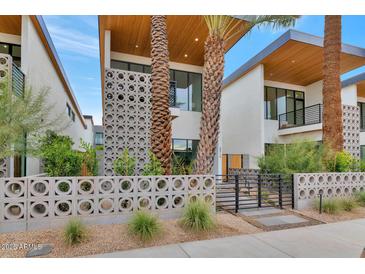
[80,139,99,176]
[0,82,68,159]
[113,148,136,176]
[142,150,164,176]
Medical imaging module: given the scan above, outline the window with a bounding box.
[358,102,365,131]
[95,132,104,145]
[110,60,202,112]
[172,139,199,163]
[0,43,21,66]
[66,103,75,122]
[264,86,305,120]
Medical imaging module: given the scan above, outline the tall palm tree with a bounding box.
[322,15,343,152]
[150,15,172,175]
[194,15,300,175]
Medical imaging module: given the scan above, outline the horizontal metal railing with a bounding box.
[278,103,322,129]
[12,62,25,97]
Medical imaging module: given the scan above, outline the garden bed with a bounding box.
[295,207,365,223]
[0,212,261,258]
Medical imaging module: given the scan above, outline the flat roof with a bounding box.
[224,29,365,87]
[342,72,365,88]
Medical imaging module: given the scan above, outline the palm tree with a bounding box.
[322,15,343,152]
[194,15,300,175]
[150,15,172,175]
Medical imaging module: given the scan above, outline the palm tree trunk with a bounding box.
[195,34,225,174]
[322,15,343,152]
[150,15,172,174]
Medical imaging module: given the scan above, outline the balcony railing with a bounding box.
[169,80,177,107]
[12,63,25,97]
[278,103,322,129]
[0,53,25,97]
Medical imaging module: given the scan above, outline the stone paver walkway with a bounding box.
[91,218,365,258]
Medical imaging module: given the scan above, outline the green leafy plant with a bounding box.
[172,154,195,175]
[39,131,82,176]
[80,139,99,176]
[113,148,136,176]
[314,198,341,214]
[142,151,164,176]
[340,197,358,212]
[128,211,161,242]
[181,199,215,232]
[326,151,357,172]
[355,191,365,206]
[0,83,68,159]
[64,219,87,246]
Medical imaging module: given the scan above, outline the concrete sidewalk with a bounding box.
[92,218,365,258]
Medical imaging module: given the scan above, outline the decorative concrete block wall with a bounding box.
[0,158,9,178]
[103,68,152,176]
[293,172,365,209]
[342,104,360,158]
[0,175,215,233]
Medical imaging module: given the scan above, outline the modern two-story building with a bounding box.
[221,30,365,170]
[98,15,250,175]
[0,15,94,177]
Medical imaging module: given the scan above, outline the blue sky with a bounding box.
[43,15,365,125]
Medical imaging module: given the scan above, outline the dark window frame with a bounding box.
[358,102,365,131]
[0,42,21,66]
[111,59,202,112]
[264,86,305,120]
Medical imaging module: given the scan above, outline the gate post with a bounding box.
[278,174,283,209]
[235,174,239,213]
[257,174,262,208]
[291,174,295,209]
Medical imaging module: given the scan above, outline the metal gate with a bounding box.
[215,173,294,213]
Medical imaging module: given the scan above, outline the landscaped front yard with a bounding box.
[0,212,261,258]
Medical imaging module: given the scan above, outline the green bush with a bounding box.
[39,131,83,176]
[113,148,136,176]
[340,197,358,212]
[172,155,194,175]
[142,151,164,176]
[355,191,365,206]
[64,219,87,246]
[314,198,341,214]
[128,211,161,242]
[181,199,215,232]
[258,140,327,174]
[326,151,357,172]
[80,139,99,176]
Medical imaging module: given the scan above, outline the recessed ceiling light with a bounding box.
[291,60,296,63]
[195,38,199,42]
[135,45,139,48]
[269,73,274,77]
[184,54,188,58]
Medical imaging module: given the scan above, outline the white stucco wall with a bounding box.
[221,65,265,168]
[20,16,93,175]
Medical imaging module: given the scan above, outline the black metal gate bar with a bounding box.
[215,171,294,212]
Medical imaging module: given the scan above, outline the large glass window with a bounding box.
[95,132,104,146]
[264,86,305,120]
[358,102,365,131]
[0,42,21,66]
[111,60,202,112]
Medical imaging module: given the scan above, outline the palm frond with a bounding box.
[247,15,300,32]
[204,15,236,39]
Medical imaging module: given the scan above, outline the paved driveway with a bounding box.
[91,218,365,258]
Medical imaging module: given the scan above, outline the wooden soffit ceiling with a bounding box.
[99,15,250,66]
[0,15,21,35]
[357,81,365,98]
[263,40,365,86]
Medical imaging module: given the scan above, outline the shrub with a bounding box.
[258,139,327,174]
[128,211,161,242]
[181,199,215,232]
[355,191,365,206]
[340,197,358,212]
[326,151,356,172]
[80,139,99,176]
[113,148,136,176]
[64,219,87,246]
[142,151,164,176]
[314,198,341,214]
[172,155,194,175]
[39,131,83,176]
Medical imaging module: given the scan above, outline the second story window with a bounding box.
[111,60,202,112]
[264,86,304,121]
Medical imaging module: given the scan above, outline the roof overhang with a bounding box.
[0,15,21,35]
[342,72,365,98]
[224,29,365,87]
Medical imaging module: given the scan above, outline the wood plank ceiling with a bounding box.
[0,15,21,35]
[99,15,249,66]
[263,40,365,86]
